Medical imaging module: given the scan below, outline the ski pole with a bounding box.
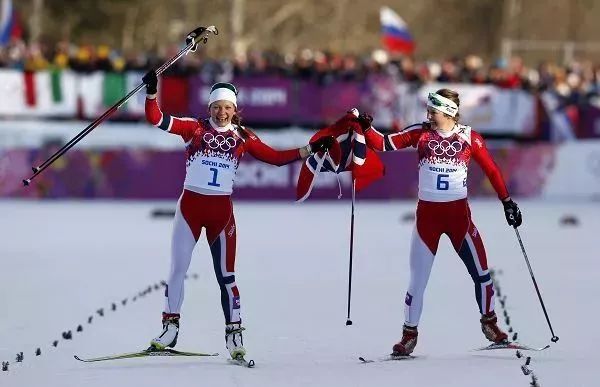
[513,225,559,343]
[346,179,356,326]
[22,26,218,187]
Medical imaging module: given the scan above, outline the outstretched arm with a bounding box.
[243,129,302,166]
[244,129,335,166]
[358,114,423,151]
[364,125,423,151]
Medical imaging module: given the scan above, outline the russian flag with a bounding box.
[0,0,21,46]
[380,6,415,54]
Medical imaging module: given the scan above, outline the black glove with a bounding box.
[356,113,373,131]
[309,136,336,154]
[185,26,207,52]
[142,70,158,95]
[502,199,522,227]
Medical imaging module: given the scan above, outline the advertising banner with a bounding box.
[188,76,294,123]
[4,140,599,200]
[3,70,599,140]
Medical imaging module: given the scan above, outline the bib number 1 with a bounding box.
[208,168,221,187]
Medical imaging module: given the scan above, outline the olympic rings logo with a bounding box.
[427,140,463,157]
[203,133,237,152]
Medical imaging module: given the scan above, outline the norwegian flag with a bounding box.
[296,109,385,202]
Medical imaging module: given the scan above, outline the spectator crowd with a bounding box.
[1,37,600,109]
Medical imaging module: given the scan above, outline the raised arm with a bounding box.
[143,71,198,142]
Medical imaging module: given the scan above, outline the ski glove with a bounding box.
[356,113,373,131]
[185,26,207,52]
[309,136,336,154]
[142,70,158,95]
[502,199,522,227]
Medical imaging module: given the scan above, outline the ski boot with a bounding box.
[392,324,418,356]
[481,312,508,343]
[225,322,246,359]
[150,312,180,350]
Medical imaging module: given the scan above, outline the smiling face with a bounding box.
[426,107,456,131]
[209,100,236,127]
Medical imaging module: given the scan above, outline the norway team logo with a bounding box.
[233,296,241,309]
[428,139,462,157]
[405,292,413,306]
[203,133,237,152]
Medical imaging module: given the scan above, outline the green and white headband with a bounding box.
[427,92,458,117]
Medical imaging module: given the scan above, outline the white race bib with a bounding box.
[184,155,237,194]
[418,161,468,201]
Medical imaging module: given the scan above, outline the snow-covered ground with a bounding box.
[0,199,596,387]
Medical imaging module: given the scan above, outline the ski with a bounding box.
[474,342,550,352]
[359,354,416,363]
[74,347,219,363]
[228,355,255,368]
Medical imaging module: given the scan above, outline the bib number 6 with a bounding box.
[436,174,449,190]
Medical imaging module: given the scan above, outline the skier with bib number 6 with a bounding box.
[360,88,522,356]
[141,64,334,361]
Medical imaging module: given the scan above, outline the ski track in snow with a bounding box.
[0,199,597,387]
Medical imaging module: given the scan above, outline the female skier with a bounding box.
[361,88,522,355]
[142,70,334,360]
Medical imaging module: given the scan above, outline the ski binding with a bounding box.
[228,354,255,368]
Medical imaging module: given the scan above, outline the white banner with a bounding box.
[542,140,600,199]
[0,70,79,116]
[78,72,104,118]
[0,69,27,115]
[32,71,78,116]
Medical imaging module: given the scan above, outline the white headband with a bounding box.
[208,88,237,108]
[427,93,458,117]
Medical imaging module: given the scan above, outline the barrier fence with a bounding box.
[2,69,597,139]
[2,140,599,200]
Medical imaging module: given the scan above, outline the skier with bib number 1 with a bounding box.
[141,52,334,363]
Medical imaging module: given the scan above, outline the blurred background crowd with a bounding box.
[2,40,599,102]
[1,0,600,139]
[2,0,600,107]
